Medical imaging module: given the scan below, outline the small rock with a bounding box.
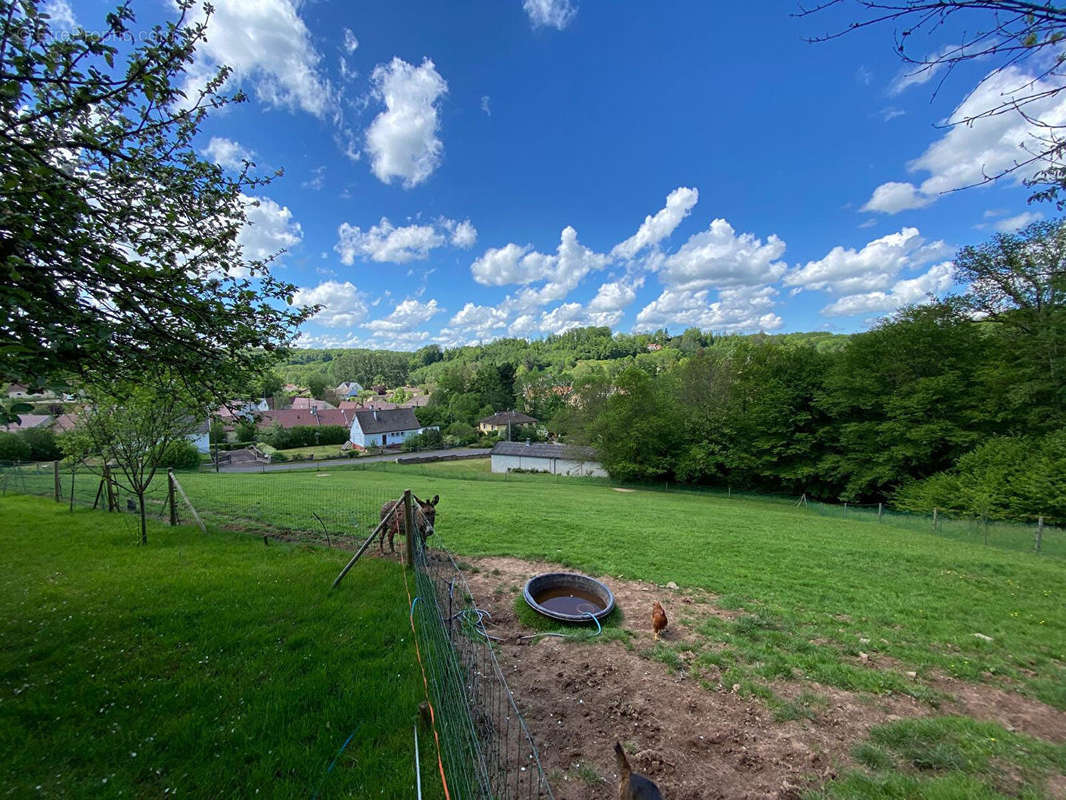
[905,671,917,679]
[859,637,870,645]
[666,581,679,590]
[731,683,742,693]
[859,652,869,664]
[973,632,994,643]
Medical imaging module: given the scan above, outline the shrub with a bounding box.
[158,439,202,470]
[403,428,443,452]
[20,427,61,461]
[0,432,31,461]
[444,422,477,445]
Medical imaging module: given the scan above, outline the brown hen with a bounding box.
[652,601,667,640]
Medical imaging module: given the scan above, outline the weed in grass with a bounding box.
[771,691,827,722]
[572,762,606,786]
[816,716,1066,800]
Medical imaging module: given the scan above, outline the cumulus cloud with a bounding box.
[363,298,443,333]
[635,286,782,333]
[184,0,336,119]
[785,227,950,295]
[861,181,934,214]
[336,219,444,264]
[822,262,956,316]
[365,58,448,188]
[443,302,511,340]
[522,0,577,29]
[659,219,787,290]
[443,218,478,248]
[866,65,1066,212]
[293,281,368,328]
[343,28,359,53]
[611,187,699,260]
[335,216,474,264]
[203,137,254,171]
[239,194,302,261]
[588,277,645,313]
[42,0,76,31]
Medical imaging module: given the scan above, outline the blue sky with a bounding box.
[64,0,1059,349]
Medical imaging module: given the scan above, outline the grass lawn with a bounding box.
[0,496,442,799]
[169,466,1066,714]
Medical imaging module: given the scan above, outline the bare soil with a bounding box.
[461,555,1066,800]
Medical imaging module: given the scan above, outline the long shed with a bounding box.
[489,441,607,477]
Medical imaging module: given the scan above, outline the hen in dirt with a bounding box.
[652,601,667,641]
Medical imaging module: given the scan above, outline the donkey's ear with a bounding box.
[430,494,439,506]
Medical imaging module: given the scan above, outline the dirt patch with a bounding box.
[460,556,1066,800]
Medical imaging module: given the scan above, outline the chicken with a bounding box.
[652,601,667,640]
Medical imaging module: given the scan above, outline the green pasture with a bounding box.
[172,464,1066,712]
[0,496,442,799]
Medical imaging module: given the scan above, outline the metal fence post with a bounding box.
[878,502,883,522]
[53,460,61,502]
[403,488,415,568]
[1036,516,1044,553]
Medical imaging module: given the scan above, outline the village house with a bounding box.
[478,410,537,436]
[349,407,427,449]
[335,381,364,399]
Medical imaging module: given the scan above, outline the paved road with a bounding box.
[214,447,490,473]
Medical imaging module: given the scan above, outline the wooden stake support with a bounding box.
[331,503,401,589]
[404,489,416,568]
[1036,516,1044,553]
[167,469,178,526]
[169,471,205,533]
[53,460,61,502]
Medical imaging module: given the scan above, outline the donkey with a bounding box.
[379,494,439,553]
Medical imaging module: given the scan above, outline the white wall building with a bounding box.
[350,407,426,448]
[489,441,607,477]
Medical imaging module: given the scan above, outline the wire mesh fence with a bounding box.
[406,500,554,800]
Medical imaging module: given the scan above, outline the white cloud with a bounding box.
[239,194,302,262]
[822,262,956,316]
[868,65,1066,212]
[880,107,906,122]
[302,165,326,191]
[42,0,76,32]
[481,95,491,116]
[659,219,787,290]
[862,181,934,214]
[449,219,478,249]
[888,46,957,96]
[365,58,448,188]
[587,277,644,312]
[444,302,511,340]
[203,137,254,171]
[785,228,950,295]
[522,0,577,29]
[635,286,782,333]
[363,298,443,332]
[994,210,1043,232]
[336,218,444,264]
[343,28,359,53]
[335,216,474,264]
[184,0,336,119]
[471,226,607,294]
[293,281,368,328]
[611,187,699,260]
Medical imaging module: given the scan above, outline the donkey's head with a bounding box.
[414,494,439,538]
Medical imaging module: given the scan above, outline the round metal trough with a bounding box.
[522,572,615,623]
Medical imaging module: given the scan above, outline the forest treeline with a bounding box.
[280,221,1065,523]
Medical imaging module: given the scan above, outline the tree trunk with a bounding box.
[138,491,147,545]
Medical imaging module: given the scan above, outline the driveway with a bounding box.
[213,448,490,473]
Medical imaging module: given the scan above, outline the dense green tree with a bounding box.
[954,219,1066,431]
[816,303,991,501]
[19,426,60,461]
[592,367,682,482]
[1,2,310,422]
[306,373,329,401]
